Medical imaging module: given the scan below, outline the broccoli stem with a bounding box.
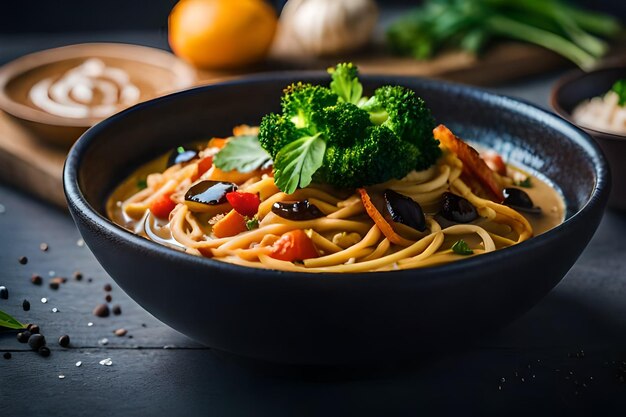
[486,14,597,69]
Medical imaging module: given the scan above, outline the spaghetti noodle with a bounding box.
[107,125,564,272]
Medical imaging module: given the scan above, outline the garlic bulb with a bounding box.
[273,0,378,57]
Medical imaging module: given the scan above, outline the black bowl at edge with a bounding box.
[64,73,609,365]
[551,66,626,211]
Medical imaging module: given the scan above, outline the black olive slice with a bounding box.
[185,181,237,206]
[272,200,324,221]
[503,188,541,214]
[384,189,426,232]
[441,192,478,223]
[167,146,198,167]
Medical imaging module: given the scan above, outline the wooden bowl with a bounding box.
[0,43,197,148]
[551,65,626,211]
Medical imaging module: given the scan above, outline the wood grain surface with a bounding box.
[0,42,569,208]
[2,181,626,417]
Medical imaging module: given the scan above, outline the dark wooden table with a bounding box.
[1,35,626,417]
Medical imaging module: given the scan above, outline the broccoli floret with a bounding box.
[317,125,419,188]
[257,63,442,192]
[361,85,434,142]
[258,113,299,157]
[361,85,440,170]
[281,82,338,130]
[328,63,364,105]
[319,102,371,147]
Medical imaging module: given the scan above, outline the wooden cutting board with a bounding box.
[0,43,571,208]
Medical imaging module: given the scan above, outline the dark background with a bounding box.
[2,0,625,33]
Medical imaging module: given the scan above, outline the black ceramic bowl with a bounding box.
[64,73,609,365]
[551,66,626,211]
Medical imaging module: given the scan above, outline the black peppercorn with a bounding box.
[28,334,46,350]
[58,335,70,348]
[93,304,110,317]
[17,331,31,343]
[38,346,51,357]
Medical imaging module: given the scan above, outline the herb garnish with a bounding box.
[273,134,326,194]
[611,79,626,107]
[213,63,441,194]
[245,217,259,231]
[136,178,148,190]
[451,239,474,255]
[213,135,272,173]
[0,309,25,330]
[516,177,532,188]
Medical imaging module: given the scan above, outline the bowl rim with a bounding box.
[0,42,197,128]
[64,71,610,280]
[550,65,626,141]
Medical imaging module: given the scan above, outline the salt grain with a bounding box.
[41,297,48,303]
[98,338,109,346]
[48,271,55,277]
[77,239,85,247]
[99,358,113,366]
[87,322,93,327]
[76,361,82,367]
[58,375,65,379]
[51,307,59,313]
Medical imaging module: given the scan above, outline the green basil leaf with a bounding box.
[274,134,326,194]
[451,239,474,256]
[0,309,25,330]
[213,135,272,173]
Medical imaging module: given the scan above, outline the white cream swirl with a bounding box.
[29,58,141,119]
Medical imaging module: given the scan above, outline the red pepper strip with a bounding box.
[434,124,503,203]
[358,188,414,247]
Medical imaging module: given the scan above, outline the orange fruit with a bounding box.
[168,0,277,70]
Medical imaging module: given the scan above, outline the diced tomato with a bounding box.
[269,230,319,262]
[225,191,261,217]
[193,156,213,180]
[482,151,507,177]
[150,193,177,219]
